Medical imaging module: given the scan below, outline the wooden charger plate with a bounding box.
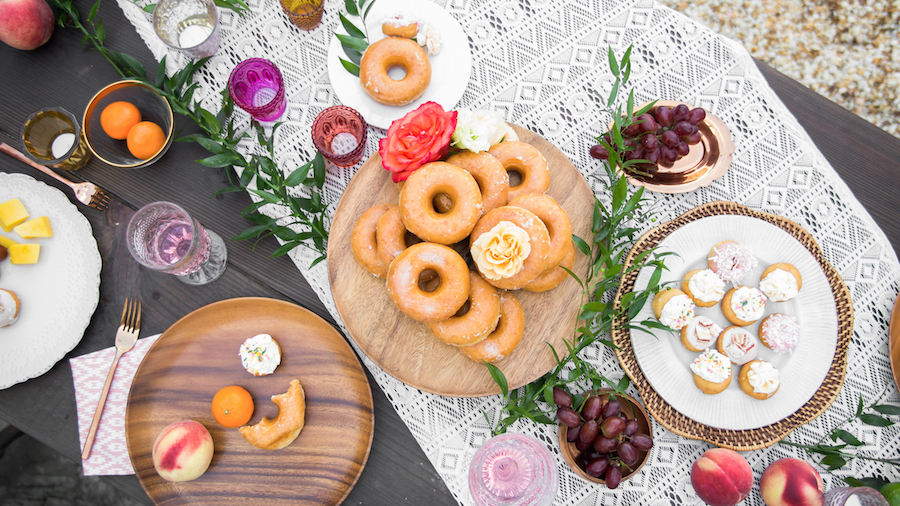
[125,298,374,506]
[888,293,900,392]
[328,125,594,397]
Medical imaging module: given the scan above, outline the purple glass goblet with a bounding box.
[228,58,287,122]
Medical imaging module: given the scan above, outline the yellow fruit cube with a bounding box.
[13,216,53,239]
[9,243,40,264]
[0,234,17,248]
[0,199,29,232]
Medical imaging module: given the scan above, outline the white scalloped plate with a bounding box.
[0,173,101,389]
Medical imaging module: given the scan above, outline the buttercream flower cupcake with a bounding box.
[239,334,282,376]
[681,268,726,307]
[680,315,722,352]
[717,326,760,365]
[707,241,757,284]
[759,313,801,354]
[690,349,732,395]
[721,286,767,326]
[759,263,803,302]
[652,287,695,330]
[738,360,780,400]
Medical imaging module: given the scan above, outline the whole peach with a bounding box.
[0,0,54,50]
[151,420,215,482]
[690,448,754,506]
[759,458,824,506]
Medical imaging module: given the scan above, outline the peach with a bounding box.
[690,448,754,506]
[759,458,824,506]
[151,420,215,482]
[0,0,54,50]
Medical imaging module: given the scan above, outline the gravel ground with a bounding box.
[658,0,900,138]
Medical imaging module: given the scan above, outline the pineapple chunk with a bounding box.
[0,199,29,232]
[14,216,53,239]
[9,243,40,264]
[0,234,17,248]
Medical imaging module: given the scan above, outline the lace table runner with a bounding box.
[115,0,900,503]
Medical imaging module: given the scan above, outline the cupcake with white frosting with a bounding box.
[681,269,726,307]
[759,263,802,302]
[680,316,722,352]
[239,334,282,376]
[739,360,780,400]
[651,288,695,330]
[690,349,732,395]
[0,289,20,328]
[717,326,760,365]
[721,286,767,326]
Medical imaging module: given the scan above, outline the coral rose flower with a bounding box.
[379,102,457,182]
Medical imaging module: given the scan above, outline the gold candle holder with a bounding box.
[20,107,92,171]
[279,0,325,31]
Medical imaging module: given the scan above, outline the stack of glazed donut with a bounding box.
[351,141,574,364]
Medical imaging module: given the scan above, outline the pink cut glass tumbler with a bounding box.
[468,433,559,506]
[228,58,287,122]
[311,106,367,167]
[126,201,227,285]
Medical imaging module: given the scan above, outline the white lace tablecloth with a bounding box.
[116,0,900,503]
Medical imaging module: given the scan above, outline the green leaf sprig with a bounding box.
[486,46,670,436]
[335,0,377,77]
[51,0,330,264]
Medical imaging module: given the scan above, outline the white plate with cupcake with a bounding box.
[631,213,837,430]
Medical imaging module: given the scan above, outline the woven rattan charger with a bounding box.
[611,201,853,450]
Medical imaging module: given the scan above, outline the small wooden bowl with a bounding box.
[558,390,653,484]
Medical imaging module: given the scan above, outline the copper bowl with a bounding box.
[617,100,734,194]
[558,390,652,484]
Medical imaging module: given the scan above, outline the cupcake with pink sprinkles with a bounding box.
[759,313,801,354]
[708,240,757,284]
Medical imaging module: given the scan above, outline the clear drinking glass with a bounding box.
[20,107,92,171]
[311,105,367,167]
[824,487,890,506]
[152,0,220,59]
[468,433,559,506]
[126,202,227,285]
[278,0,325,31]
[228,58,287,122]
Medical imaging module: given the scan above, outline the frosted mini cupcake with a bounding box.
[681,269,726,307]
[651,288,695,330]
[0,289,20,328]
[759,313,801,354]
[239,334,282,376]
[690,349,732,395]
[708,241,757,284]
[759,263,802,302]
[722,286,767,326]
[738,360,780,400]
[717,326,760,365]
[680,316,722,352]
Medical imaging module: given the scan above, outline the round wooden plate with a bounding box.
[125,298,374,506]
[328,125,594,397]
[888,293,900,392]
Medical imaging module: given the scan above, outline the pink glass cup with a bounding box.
[311,105,367,167]
[228,59,287,122]
[468,433,559,506]
[126,201,227,285]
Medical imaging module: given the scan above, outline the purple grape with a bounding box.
[624,146,643,161]
[672,104,690,122]
[673,121,693,136]
[661,130,680,148]
[654,106,673,127]
[637,113,657,133]
[600,416,625,438]
[589,144,609,160]
[605,465,622,489]
[566,423,581,442]
[582,395,603,421]
[601,400,621,419]
[684,131,702,145]
[631,433,654,451]
[558,407,581,428]
[617,441,639,467]
[641,134,659,151]
[660,146,678,163]
[575,452,589,470]
[645,148,660,165]
[575,436,593,452]
[593,435,618,453]
[586,457,610,478]
[675,140,690,156]
[623,419,640,437]
[622,122,640,136]
[688,107,706,125]
[553,387,573,408]
[579,420,599,445]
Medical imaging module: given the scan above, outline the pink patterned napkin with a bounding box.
[70,334,160,476]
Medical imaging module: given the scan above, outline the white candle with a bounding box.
[331,132,358,155]
[178,25,212,48]
[51,133,76,158]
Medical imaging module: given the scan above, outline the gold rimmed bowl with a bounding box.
[83,80,174,169]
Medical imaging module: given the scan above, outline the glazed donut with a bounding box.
[469,206,550,290]
[459,291,525,363]
[508,194,571,269]
[523,239,574,293]
[427,271,501,346]
[376,206,421,270]
[351,204,394,278]
[386,242,470,322]
[399,162,483,244]
[382,21,418,38]
[444,151,510,214]
[488,141,550,202]
[359,37,431,106]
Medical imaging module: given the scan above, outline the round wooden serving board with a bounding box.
[328,125,594,397]
[125,298,374,506]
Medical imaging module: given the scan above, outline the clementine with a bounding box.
[126,121,166,160]
[211,385,254,428]
[99,101,141,140]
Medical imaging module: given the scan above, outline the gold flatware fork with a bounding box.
[81,298,141,460]
[0,142,110,211]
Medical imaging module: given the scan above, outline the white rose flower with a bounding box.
[451,109,508,153]
[415,23,442,55]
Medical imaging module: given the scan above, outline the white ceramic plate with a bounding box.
[0,173,101,389]
[630,214,837,430]
[326,0,472,129]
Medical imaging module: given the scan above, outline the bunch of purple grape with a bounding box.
[555,388,654,489]
[589,104,707,171]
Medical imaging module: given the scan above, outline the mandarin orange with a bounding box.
[100,101,142,140]
[211,385,254,428]
[126,121,166,160]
